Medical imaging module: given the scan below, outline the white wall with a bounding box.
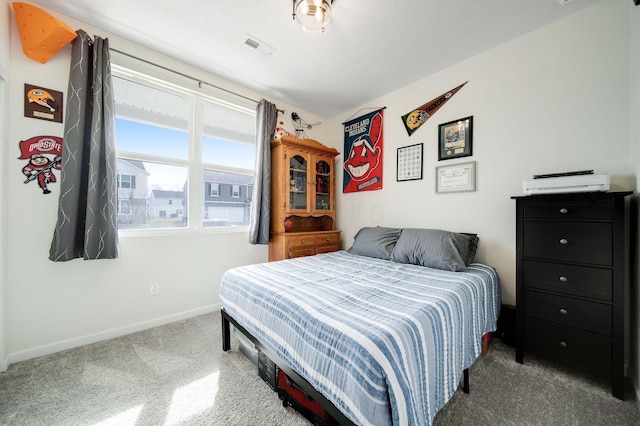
[318,0,637,398]
[322,0,634,307]
[629,0,640,406]
[3,1,637,398]
[4,2,324,364]
[0,0,11,372]
[0,1,8,70]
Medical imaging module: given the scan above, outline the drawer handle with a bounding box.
[559,308,568,315]
[559,208,569,214]
[559,238,568,245]
[559,341,568,348]
[326,237,331,241]
[301,239,307,243]
[559,276,568,282]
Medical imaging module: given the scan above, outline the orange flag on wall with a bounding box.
[401,82,468,136]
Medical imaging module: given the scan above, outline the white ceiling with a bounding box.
[26,0,603,118]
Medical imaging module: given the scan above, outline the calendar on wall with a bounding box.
[396,143,423,181]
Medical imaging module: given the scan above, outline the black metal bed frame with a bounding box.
[221,308,470,425]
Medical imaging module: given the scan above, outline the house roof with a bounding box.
[203,169,253,186]
[118,159,147,173]
[150,190,184,199]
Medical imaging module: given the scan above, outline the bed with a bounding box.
[220,227,501,425]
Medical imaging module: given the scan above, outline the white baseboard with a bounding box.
[7,304,221,367]
[0,354,7,373]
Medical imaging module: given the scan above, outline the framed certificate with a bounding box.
[436,161,476,193]
[397,143,423,181]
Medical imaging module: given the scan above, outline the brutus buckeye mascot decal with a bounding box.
[343,109,384,193]
[18,136,63,194]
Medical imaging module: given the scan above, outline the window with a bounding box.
[200,99,255,227]
[112,63,256,231]
[117,174,135,189]
[202,100,255,169]
[118,199,131,215]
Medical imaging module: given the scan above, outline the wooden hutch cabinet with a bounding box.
[269,135,341,261]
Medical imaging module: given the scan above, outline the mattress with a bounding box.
[220,250,501,425]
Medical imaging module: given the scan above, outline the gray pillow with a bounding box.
[461,233,479,265]
[390,228,478,271]
[348,227,402,260]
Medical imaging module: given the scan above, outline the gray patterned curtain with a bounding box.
[49,30,118,261]
[248,100,277,244]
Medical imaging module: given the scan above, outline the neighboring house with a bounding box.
[149,190,185,219]
[116,159,149,227]
[203,169,253,225]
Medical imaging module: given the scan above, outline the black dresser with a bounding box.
[512,191,632,399]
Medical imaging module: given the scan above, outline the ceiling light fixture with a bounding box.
[292,0,332,34]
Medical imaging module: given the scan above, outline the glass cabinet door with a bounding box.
[314,159,331,211]
[289,154,308,210]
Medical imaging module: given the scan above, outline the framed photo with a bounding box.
[24,84,64,123]
[436,161,476,193]
[397,143,423,181]
[438,116,472,161]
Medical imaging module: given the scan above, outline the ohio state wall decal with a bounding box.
[18,135,63,194]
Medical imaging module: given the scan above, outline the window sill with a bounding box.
[118,226,248,238]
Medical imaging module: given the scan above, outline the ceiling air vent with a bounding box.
[244,37,260,49]
[243,34,275,56]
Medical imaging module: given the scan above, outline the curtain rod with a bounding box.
[109,48,284,114]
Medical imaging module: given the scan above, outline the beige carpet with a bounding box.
[0,311,638,425]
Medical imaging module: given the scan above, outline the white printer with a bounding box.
[523,173,610,195]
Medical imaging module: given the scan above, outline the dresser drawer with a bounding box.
[523,201,612,220]
[315,232,340,247]
[523,222,612,265]
[524,290,611,336]
[524,320,611,372]
[523,260,612,301]
[285,232,340,258]
[315,231,340,254]
[316,243,339,254]
[288,247,317,258]
[288,234,317,248]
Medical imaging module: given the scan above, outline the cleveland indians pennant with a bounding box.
[401,81,468,136]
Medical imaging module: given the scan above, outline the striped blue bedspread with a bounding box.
[220,250,501,425]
